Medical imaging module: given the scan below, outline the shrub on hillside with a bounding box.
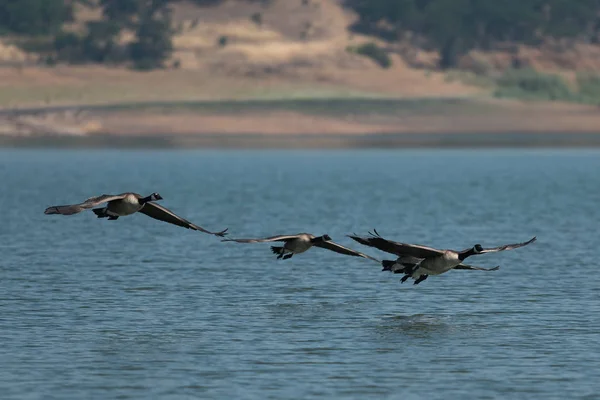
[494,68,574,101]
[129,16,173,70]
[351,42,392,69]
[53,31,83,62]
[576,73,600,104]
[217,35,228,47]
[250,12,262,26]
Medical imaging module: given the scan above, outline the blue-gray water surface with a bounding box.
[1,149,599,399]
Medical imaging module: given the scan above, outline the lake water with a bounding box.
[1,149,599,399]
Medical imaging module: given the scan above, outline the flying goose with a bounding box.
[222,233,379,261]
[44,192,228,237]
[348,230,536,285]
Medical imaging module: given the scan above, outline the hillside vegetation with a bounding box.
[345,0,600,67]
[1,0,600,106]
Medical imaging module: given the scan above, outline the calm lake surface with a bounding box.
[1,149,599,399]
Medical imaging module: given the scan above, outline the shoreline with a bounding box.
[2,97,600,148]
[4,132,600,149]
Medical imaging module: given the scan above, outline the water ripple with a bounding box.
[1,149,599,399]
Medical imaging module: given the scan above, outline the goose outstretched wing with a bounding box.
[476,237,537,254]
[139,202,228,237]
[313,240,380,262]
[453,264,500,271]
[221,234,302,243]
[44,194,129,215]
[348,230,443,258]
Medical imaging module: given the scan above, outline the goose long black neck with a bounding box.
[458,247,477,261]
[139,195,153,205]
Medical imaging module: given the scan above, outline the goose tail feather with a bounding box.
[381,259,397,272]
[92,208,108,218]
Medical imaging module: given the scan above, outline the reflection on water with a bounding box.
[375,314,455,340]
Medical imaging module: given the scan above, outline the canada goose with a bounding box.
[348,230,536,285]
[44,192,228,237]
[222,233,379,261]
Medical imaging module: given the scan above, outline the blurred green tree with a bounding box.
[0,0,73,35]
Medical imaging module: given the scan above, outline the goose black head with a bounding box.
[458,244,483,261]
[311,234,332,244]
[150,192,163,201]
[140,192,163,204]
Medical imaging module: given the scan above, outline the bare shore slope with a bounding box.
[2,97,600,148]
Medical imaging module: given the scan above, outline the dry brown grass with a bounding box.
[0,59,484,109]
[0,42,34,63]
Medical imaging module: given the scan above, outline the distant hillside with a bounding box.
[1,0,600,107]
